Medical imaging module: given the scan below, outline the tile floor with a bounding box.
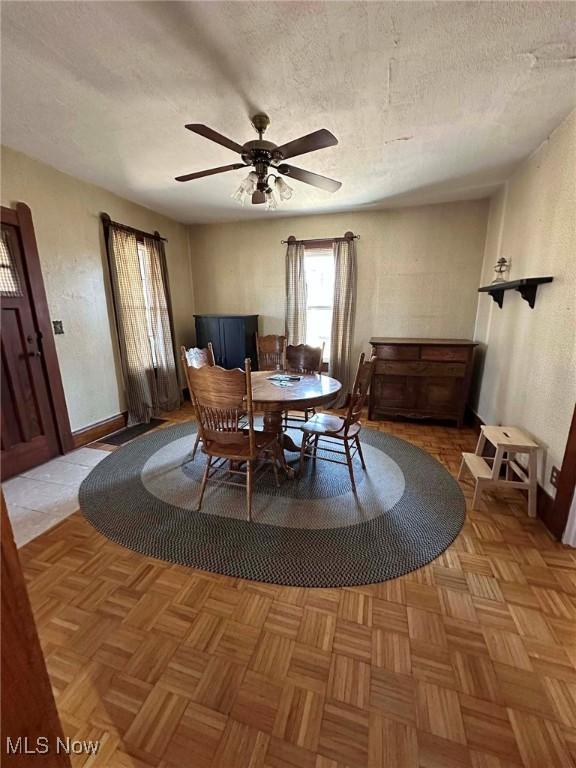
[4,447,110,547]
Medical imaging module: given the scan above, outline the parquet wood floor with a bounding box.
[17,404,576,767]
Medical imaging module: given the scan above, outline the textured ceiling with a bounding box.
[2,1,575,223]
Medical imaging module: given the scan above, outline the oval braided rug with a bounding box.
[79,422,465,588]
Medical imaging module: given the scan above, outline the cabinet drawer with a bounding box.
[371,344,419,361]
[420,346,470,362]
[375,361,466,378]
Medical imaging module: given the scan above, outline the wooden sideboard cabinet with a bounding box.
[368,338,478,427]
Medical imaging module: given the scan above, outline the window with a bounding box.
[136,240,158,367]
[304,247,334,362]
[0,230,23,297]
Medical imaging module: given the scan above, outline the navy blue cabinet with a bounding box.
[194,314,259,370]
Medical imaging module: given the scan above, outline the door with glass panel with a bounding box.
[1,205,69,479]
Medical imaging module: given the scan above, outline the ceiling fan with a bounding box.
[175,113,342,205]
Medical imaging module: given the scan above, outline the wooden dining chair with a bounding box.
[183,342,216,368]
[298,353,376,492]
[256,334,287,371]
[180,343,215,460]
[187,359,283,520]
[286,343,324,374]
[284,343,325,428]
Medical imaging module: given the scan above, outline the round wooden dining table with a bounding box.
[251,371,342,477]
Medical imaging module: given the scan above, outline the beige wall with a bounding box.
[189,201,489,370]
[473,110,576,496]
[4,112,573,501]
[1,146,195,432]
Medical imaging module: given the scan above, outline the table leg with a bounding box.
[263,410,298,478]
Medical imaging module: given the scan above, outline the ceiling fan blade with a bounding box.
[277,164,342,193]
[275,129,338,161]
[175,163,247,182]
[185,124,245,154]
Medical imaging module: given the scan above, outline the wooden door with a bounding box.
[1,204,72,480]
[542,405,576,539]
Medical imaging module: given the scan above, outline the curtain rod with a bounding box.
[100,213,167,242]
[281,231,359,245]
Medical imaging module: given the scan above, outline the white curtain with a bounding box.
[285,240,307,345]
[107,226,180,425]
[329,238,357,407]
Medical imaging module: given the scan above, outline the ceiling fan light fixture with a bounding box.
[232,172,258,205]
[252,189,266,205]
[275,176,293,201]
[265,186,278,210]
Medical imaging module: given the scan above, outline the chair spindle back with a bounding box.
[256,334,287,371]
[187,360,255,454]
[286,343,324,374]
[180,344,216,407]
[181,343,215,369]
[344,353,376,433]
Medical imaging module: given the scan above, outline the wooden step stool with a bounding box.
[458,425,539,516]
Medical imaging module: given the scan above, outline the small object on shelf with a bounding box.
[458,425,539,517]
[492,256,510,283]
[478,276,553,308]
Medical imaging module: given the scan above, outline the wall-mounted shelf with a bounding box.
[478,276,554,308]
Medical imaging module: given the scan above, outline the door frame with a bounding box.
[1,202,74,457]
[549,404,576,540]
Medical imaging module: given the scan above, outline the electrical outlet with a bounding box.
[53,320,64,335]
[550,465,560,488]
